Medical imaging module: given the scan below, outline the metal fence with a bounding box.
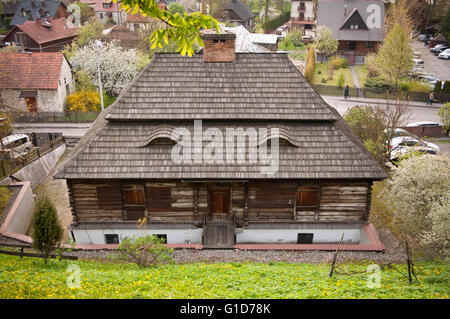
[312,85,450,103]
[9,111,100,123]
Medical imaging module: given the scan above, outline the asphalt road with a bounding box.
[410,40,450,82]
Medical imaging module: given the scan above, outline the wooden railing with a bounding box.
[0,136,64,180]
[0,242,78,260]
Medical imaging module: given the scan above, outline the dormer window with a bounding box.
[103,2,111,8]
[149,137,176,145]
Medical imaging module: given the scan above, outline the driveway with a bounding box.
[410,40,450,81]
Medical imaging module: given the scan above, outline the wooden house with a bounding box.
[224,0,255,31]
[55,31,387,247]
[2,17,77,52]
[10,0,70,26]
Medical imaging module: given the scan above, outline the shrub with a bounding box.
[434,80,442,93]
[278,37,294,51]
[330,56,349,69]
[0,186,11,219]
[438,102,450,134]
[399,81,411,91]
[289,30,304,47]
[409,81,431,93]
[31,196,63,263]
[304,46,315,83]
[0,111,12,139]
[66,90,100,112]
[115,235,174,267]
[337,71,345,88]
[442,80,450,93]
[364,76,393,92]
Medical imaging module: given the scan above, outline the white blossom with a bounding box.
[70,40,139,95]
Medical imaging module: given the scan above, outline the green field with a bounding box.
[313,62,354,87]
[0,255,448,299]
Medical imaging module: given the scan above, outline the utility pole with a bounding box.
[95,40,104,112]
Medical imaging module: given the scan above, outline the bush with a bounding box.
[304,46,315,83]
[31,196,63,263]
[442,80,450,93]
[434,80,442,93]
[330,56,349,69]
[438,102,450,134]
[0,111,12,139]
[115,235,174,267]
[364,76,393,92]
[337,71,345,88]
[0,186,11,219]
[66,90,100,112]
[278,37,294,51]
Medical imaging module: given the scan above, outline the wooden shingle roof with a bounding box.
[106,53,337,121]
[55,52,387,181]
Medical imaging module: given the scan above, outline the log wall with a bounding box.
[69,180,372,224]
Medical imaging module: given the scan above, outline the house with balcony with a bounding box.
[317,0,385,65]
[289,0,316,37]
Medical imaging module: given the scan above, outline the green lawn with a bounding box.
[0,254,448,299]
[355,65,369,87]
[313,62,354,87]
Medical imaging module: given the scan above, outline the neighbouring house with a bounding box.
[79,0,126,25]
[54,31,387,247]
[289,0,316,37]
[10,0,70,26]
[0,0,21,29]
[125,10,153,31]
[2,17,77,52]
[158,0,176,11]
[224,0,255,31]
[0,52,75,112]
[317,0,385,65]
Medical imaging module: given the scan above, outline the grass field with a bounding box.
[0,255,448,299]
[313,63,354,87]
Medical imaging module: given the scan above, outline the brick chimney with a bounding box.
[200,30,236,63]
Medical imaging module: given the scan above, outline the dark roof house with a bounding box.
[10,0,70,26]
[224,0,255,31]
[55,31,387,248]
[317,0,385,65]
[2,17,77,51]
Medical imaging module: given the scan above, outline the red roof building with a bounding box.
[0,52,75,112]
[2,17,77,52]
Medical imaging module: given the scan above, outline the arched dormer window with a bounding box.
[258,129,301,148]
[139,126,178,147]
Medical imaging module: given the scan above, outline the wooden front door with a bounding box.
[209,189,230,220]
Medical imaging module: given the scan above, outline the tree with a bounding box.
[314,25,338,63]
[66,90,101,112]
[70,40,140,95]
[75,1,95,25]
[434,80,442,93]
[438,102,450,135]
[375,24,413,93]
[344,100,410,164]
[304,45,315,84]
[168,3,185,15]
[442,8,450,42]
[443,80,450,93]
[337,71,345,88]
[31,196,63,264]
[382,154,450,257]
[74,18,105,48]
[385,0,413,37]
[118,0,219,56]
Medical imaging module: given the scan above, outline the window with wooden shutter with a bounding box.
[296,187,320,209]
[97,185,122,210]
[146,187,171,211]
[121,185,146,220]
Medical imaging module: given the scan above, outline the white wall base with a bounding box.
[72,228,203,245]
[236,228,361,244]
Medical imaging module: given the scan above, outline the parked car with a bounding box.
[0,134,33,158]
[430,44,448,53]
[389,136,439,161]
[433,46,449,55]
[418,34,432,42]
[275,25,287,35]
[302,35,313,42]
[412,58,424,66]
[438,48,450,60]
